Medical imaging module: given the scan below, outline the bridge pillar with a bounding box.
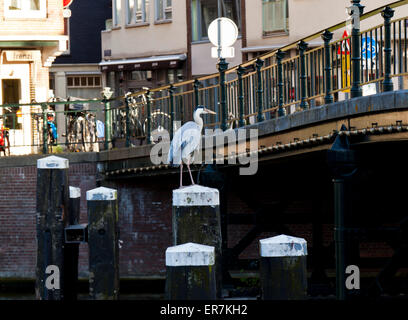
[172,185,222,298]
[165,242,217,300]
[259,235,308,300]
[327,125,358,300]
[35,156,69,300]
[87,187,119,300]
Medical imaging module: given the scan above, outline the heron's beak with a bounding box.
[203,108,216,115]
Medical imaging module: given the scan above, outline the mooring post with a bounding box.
[165,242,216,300]
[259,234,308,300]
[86,187,119,300]
[172,185,222,298]
[63,186,81,300]
[35,156,69,300]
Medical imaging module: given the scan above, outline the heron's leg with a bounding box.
[186,160,195,185]
[180,162,183,188]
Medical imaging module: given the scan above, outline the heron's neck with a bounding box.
[193,112,203,129]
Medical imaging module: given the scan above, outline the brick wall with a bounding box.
[0,159,397,280]
[0,162,97,279]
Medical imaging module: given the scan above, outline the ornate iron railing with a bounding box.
[0,0,407,155]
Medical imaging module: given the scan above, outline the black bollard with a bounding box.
[259,234,308,300]
[35,156,69,300]
[172,185,222,298]
[63,186,81,300]
[86,187,119,300]
[165,242,216,300]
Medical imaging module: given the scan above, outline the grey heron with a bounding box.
[167,105,216,188]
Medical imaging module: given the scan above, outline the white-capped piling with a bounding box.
[259,234,308,300]
[36,156,69,300]
[86,186,119,300]
[172,185,222,297]
[165,242,216,300]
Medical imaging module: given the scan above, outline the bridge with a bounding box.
[1,0,408,299]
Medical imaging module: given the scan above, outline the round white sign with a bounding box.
[208,17,238,48]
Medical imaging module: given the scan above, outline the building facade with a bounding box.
[101,0,188,97]
[50,0,112,101]
[0,0,67,155]
[49,0,112,143]
[101,0,403,89]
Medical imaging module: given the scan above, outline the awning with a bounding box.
[99,53,187,71]
[65,71,102,75]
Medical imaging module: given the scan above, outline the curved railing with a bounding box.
[0,0,407,155]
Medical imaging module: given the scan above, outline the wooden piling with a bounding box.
[63,186,81,300]
[172,185,222,298]
[35,156,69,300]
[86,187,119,300]
[259,234,308,300]
[165,242,216,300]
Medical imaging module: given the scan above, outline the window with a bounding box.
[156,0,172,22]
[167,69,184,83]
[113,0,122,26]
[191,0,241,42]
[5,0,46,18]
[262,0,289,35]
[2,79,22,130]
[130,71,148,81]
[67,76,102,88]
[127,0,149,24]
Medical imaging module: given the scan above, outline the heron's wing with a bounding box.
[168,122,201,165]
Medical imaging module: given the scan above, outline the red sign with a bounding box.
[63,0,74,8]
[338,30,350,55]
